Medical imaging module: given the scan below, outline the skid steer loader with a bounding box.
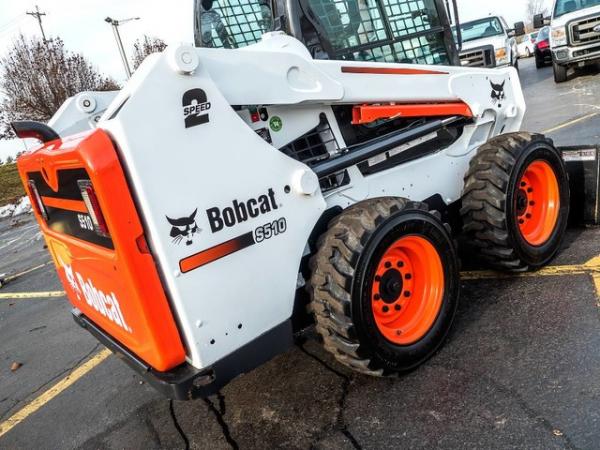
[14,0,569,400]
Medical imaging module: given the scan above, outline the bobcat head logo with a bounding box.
[166,209,201,246]
[490,80,506,103]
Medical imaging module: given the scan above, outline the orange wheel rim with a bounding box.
[371,236,444,345]
[516,160,560,246]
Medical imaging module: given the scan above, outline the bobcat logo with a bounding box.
[490,80,506,104]
[166,209,201,246]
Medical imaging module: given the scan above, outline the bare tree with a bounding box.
[527,0,549,20]
[131,35,167,70]
[0,34,119,139]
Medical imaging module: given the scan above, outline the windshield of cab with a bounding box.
[454,17,504,43]
[193,0,273,48]
[554,0,600,17]
[303,0,449,65]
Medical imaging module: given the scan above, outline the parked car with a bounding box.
[535,0,600,82]
[455,16,525,69]
[535,26,553,68]
[518,32,539,57]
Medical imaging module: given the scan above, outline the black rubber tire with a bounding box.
[461,133,570,271]
[553,62,568,83]
[307,197,460,376]
[535,55,544,69]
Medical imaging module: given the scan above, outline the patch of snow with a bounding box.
[0,196,32,219]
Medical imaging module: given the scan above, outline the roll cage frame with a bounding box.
[193,0,462,66]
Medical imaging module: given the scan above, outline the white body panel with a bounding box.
[98,34,524,370]
[49,91,119,136]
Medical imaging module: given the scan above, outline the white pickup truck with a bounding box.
[455,16,525,69]
[535,0,600,83]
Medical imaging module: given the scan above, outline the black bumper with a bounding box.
[72,309,293,400]
[560,146,600,226]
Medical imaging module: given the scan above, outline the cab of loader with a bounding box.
[193,0,462,66]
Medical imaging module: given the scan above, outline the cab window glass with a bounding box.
[196,0,273,48]
[305,0,449,65]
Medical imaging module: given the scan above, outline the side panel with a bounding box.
[101,55,326,370]
[17,131,186,372]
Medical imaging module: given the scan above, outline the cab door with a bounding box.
[297,0,460,65]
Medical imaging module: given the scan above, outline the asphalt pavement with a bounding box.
[1,57,600,450]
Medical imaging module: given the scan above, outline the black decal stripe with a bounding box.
[46,207,114,249]
[180,232,255,273]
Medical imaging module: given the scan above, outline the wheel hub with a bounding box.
[371,236,444,345]
[378,269,403,304]
[516,160,560,246]
[516,189,529,216]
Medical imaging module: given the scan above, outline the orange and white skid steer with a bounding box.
[15,19,569,398]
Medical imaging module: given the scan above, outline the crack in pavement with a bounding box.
[0,343,102,422]
[431,361,580,450]
[297,344,362,450]
[203,392,239,450]
[480,373,580,450]
[169,399,190,450]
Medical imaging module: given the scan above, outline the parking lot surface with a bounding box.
[1,58,600,449]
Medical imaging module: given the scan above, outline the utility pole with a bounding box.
[105,16,140,80]
[26,5,47,43]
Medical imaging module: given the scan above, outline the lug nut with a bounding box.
[404,291,411,297]
[375,275,381,282]
[519,219,525,224]
[530,201,535,206]
[374,294,381,301]
[397,261,404,268]
[527,188,533,193]
[396,330,402,336]
[385,261,392,269]
[526,214,532,219]
[395,304,401,311]
[405,273,412,280]
[382,306,389,313]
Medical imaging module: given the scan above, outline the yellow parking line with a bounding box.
[0,254,597,439]
[2,263,52,283]
[0,348,112,438]
[542,112,600,134]
[461,263,598,281]
[0,291,65,299]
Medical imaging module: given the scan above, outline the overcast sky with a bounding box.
[0,0,552,160]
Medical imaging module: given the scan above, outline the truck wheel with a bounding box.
[535,55,544,69]
[308,198,459,376]
[553,62,568,83]
[461,133,570,271]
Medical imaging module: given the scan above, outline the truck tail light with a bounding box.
[538,40,549,50]
[27,180,48,220]
[78,180,110,237]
